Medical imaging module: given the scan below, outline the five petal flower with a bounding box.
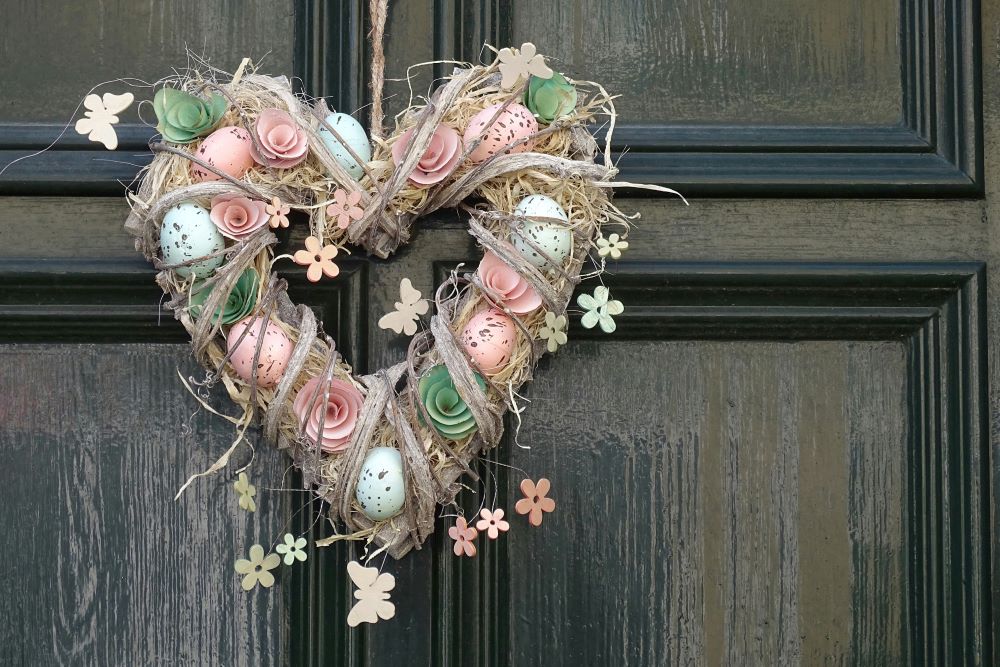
[293,235,340,282]
[275,533,308,565]
[596,232,629,259]
[266,196,291,229]
[448,516,478,557]
[514,478,556,526]
[234,544,281,591]
[577,286,624,334]
[476,508,511,539]
[537,311,568,353]
[326,188,365,230]
[233,472,256,513]
[497,42,553,90]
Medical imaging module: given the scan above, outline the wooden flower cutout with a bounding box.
[326,188,365,230]
[515,478,556,526]
[378,278,429,336]
[497,42,553,90]
[266,196,291,229]
[294,236,340,282]
[275,533,308,565]
[234,544,281,591]
[596,232,629,259]
[448,516,478,556]
[476,508,510,539]
[233,471,256,512]
[347,560,396,627]
[577,286,624,334]
[537,311,568,353]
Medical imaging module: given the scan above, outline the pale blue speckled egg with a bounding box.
[511,194,572,270]
[317,113,371,180]
[159,202,226,278]
[355,447,406,521]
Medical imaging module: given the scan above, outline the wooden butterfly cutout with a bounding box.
[74,92,134,150]
[346,560,396,627]
[378,278,429,336]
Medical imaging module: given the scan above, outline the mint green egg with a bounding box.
[159,202,225,278]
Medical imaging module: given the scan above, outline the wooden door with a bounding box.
[0,1,994,665]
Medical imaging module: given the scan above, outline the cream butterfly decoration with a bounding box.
[378,277,429,336]
[497,42,553,90]
[346,560,396,627]
[74,92,134,150]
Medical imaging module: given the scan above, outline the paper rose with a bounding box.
[448,516,478,557]
[477,251,542,314]
[417,364,486,440]
[390,123,461,187]
[189,267,259,325]
[525,71,578,124]
[292,377,365,452]
[251,108,309,168]
[152,87,227,144]
[209,193,271,240]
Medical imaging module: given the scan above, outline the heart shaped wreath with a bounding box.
[122,44,681,563]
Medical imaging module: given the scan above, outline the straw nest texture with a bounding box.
[124,53,648,558]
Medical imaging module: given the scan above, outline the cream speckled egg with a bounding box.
[226,316,292,388]
[191,126,255,182]
[460,308,515,376]
[159,202,226,278]
[462,102,537,164]
[317,112,371,180]
[511,194,572,269]
[356,447,405,521]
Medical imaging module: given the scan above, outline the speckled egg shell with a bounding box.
[511,194,572,269]
[317,112,372,180]
[159,202,226,278]
[462,102,537,164]
[191,126,255,182]
[226,316,293,388]
[460,308,516,376]
[356,447,405,521]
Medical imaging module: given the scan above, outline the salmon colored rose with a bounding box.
[390,123,461,187]
[292,377,364,452]
[251,108,309,168]
[209,194,271,240]
[477,251,542,314]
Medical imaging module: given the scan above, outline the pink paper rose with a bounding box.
[209,193,271,240]
[292,377,364,452]
[251,108,309,168]
[390,123,461,187]
[477,251,542,314]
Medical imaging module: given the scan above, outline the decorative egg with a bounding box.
[226,316,293,388]
[317,112,371,180]
[191,126,255,182]
[460,308,516,375]
[159,202,226,278]
[462,102,537,164]
[511,194,572,269]
[356,447,406,521]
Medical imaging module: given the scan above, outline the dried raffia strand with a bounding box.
[369,0,389,140]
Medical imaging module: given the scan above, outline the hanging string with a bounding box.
[369,0,389,139]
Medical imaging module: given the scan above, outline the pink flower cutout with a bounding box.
[326,188,365,230]
[266,196,290,229]
[475,508,510,540]
[293,235,339,282]
[209,193,271,240]
[448,516,478,557]
[514,478,556,526]
[477,251,542,314]
[292,377,364,452]
[390,123,462,187]
[251,108,309,168]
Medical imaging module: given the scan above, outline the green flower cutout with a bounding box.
[596,233,629,260]
[234,544,281,591]
[577,286,624,334]
[153,86,227,143]
[524,71,578,124]
[417,364,486,440]
[233,471,256,513]
[275,533,308,566]
[190,268,259,326]
[538,311,568,353]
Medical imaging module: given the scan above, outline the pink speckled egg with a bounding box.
[460,308,516,376]
[226,316,293,388]
[192,126,255,182]
[462,103,537,164]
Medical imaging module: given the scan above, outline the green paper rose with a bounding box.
[418,364,486,440]
[189,268,259,325]
[153,87,227,143]
[524,72,578,124]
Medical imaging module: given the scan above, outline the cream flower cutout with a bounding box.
[266,196,291,229]
[326,188,365,230]
[293,235,340,282]
[234,544,281,591]
[577,286,624,334]
[537,311,568,353]
[498,42,553,90]
[275,533,308,565]
[596,232,629,259]
[233,472,256,513]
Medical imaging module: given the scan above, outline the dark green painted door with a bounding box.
[0,1,995,665]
